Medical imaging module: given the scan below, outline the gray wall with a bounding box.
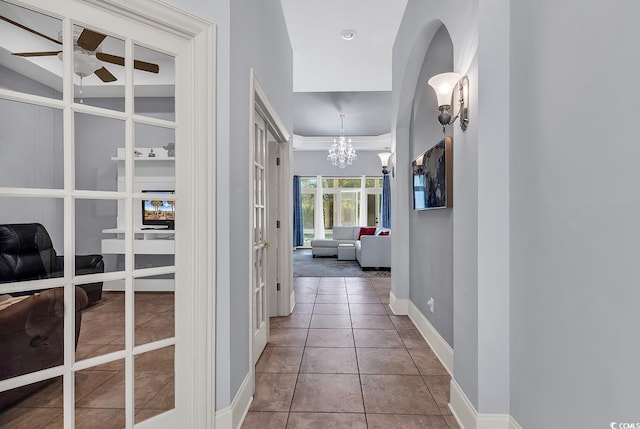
[509,1,640,427]
[393,0,483,410]
[408,25,454,347]
[292,150,383,177]
[166,0,294,409]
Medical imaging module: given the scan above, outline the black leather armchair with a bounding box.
[0,223,104,303]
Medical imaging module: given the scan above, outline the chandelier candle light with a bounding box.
[328,114,357,168]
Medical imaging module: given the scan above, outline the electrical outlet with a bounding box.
[427,297,434,313]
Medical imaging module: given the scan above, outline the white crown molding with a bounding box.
[292,133,392,151]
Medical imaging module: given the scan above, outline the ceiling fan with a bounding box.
[1,15,159,83]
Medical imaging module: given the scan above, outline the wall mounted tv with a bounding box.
[141,190,175,229]
[412,136,452,210]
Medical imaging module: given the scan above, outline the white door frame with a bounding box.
[0,0,216,427]
[248,69,292,367]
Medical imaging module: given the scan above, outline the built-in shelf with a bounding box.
[111,156,175,161]
[100,147,176,292]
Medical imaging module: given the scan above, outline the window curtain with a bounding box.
[314,175,325,239]
[381,174,391,228]
[293,175,304,247]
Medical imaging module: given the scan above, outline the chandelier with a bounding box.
[328,114,357,168]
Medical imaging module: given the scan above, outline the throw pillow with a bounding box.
[358,227,377,239]
[379,231,390,236]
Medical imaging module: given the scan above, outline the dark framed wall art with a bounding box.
[412,136,452,210]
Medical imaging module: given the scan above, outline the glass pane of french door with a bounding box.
[0,2,180,427]
[340,191,359,226]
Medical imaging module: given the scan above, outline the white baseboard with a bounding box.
[389,291,409,315]
[449,379,523,429]
[407,301,454,375]
[215,372,253,429]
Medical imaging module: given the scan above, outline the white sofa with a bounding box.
[311,226,391,269]
[310,226,360,257]
[355,235,391,269]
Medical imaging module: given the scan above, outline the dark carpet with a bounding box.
[293,248,391,278]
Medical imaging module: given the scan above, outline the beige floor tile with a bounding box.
[269,328,308,347]
[360,374,440,415]
[291,374,363,413]
[74,408,126,429]
[349,303,388,315]
[408,348,449,376]
[317,285,346,295]
[424,375,452,414]
[351,314,394,330]
[310,314,352,329]
[314,294,348,304]
[286,412,367,428]
[256,347,304,373]
[295,293,317,304]
[250,373,298,412]
[367,414,449,429]
[352,329,404,348]
[241,411,288,429]
[271,314,312,329]
[0,407,62,429]
[356,348,419,375]
[390,315,417,330]
[347,294,381,304]
[312,303,350,315]
[300,347,358,374]
[306,329,354,348]
[445,415,461,428]
[291,304,314,314]
[397,329,428,348]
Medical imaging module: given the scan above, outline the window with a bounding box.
[299,175,382,240]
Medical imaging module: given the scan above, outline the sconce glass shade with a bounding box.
[377,152,392,168]
[427,72,461,106]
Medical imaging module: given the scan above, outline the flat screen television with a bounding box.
[141,190,175,229]
[412,136,452,210]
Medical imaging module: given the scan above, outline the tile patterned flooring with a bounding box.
[243,277,460,429]
[0,292,174,429]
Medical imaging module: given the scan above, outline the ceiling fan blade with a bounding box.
[94,66,117,83]
[134,59,159,74]
[13,51,62,57]
[96,52,159,74]
[77,28,106,51]
[95,52,124,66]
[1,16,61,45]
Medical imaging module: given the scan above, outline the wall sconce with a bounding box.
[378,152,394,176]
[427,72,469,133]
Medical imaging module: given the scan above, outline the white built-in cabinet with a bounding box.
[100,147,175,291]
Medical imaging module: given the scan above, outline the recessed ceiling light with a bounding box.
[341,29,357,41]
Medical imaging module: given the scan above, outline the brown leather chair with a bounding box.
[0,286,88,409]
[0,223,105,303]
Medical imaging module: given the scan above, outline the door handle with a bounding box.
[264,241,272,248]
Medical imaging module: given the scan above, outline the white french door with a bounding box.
[0,1,214,428]
[252,110,269,364]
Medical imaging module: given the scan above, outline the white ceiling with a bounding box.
[280,0,408,92]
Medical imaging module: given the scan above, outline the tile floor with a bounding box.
[0,291,175,429]
[243,277,460,429]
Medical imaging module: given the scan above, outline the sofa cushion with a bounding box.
[310,239,338,248]
[358,227,377,239]
[333,226,355,240]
